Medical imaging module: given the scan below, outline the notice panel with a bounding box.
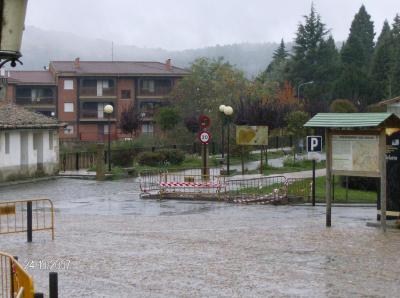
[236,126,268,145]
[332,135,379,173]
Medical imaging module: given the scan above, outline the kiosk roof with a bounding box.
[304,113,400,128]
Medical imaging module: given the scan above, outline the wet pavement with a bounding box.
[1,178,399,297]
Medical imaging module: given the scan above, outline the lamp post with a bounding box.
[104,104,114,172]
[297,81,314,103]
[219,105,226,158]
[0,0,28,68]
[221,105,233,175]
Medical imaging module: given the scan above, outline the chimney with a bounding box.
[165,58,172,71]
[74,57,80,69]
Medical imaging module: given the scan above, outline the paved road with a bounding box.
[0,178,398,297]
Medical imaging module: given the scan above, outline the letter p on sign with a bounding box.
[307,136,322,152]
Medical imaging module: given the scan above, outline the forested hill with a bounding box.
[18,26,284,78]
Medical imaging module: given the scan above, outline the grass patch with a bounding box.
[253,159,326,176]
[314,176,377,204]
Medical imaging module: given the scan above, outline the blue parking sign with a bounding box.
[307,136,322,152]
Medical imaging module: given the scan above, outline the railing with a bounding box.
[15,97,55,105]
[80,87,116,97]
[0,199,55,240]
[286,178,312,202]
[0,252,35,298]
[224,176,287,201]
[79,110,115,120]
[60,151,96,171]
[138,86,172,97]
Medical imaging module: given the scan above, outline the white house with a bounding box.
[378,96,400,117]
[0,103,64,182]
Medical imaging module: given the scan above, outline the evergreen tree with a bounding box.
[288,4,328,89]
[370,20,394,100]
[336,5,375,106]
[312,36,341,102]
[257,39,288,84]
[391,14,400,97]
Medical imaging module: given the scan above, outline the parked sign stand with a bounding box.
[307,136,322,206]
[236,126,269,175]
[305,113,400,231]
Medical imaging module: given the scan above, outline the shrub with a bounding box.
[137,149,185,166]
[111,149,136,167]
[160,149,185,165]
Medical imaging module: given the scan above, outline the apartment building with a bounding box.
[3,70,57,117]
[3,58,190,142]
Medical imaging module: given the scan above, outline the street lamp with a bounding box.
[220,105,234,175]
[104,104,114,172]
[297,81,314,103]
[0,0,28,68]
[219,104,226,158]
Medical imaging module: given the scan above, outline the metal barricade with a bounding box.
[224,176,287,202]
[0,199,55,240]
[159,173,226,197]
[286,178,312,202]
[0,252,34,298]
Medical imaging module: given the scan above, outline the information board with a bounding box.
[332,135,379,173]
[236,126,268,145]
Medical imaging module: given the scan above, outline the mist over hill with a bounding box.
[17,26,286,78]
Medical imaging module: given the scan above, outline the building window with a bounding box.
[64,79,74,90]
[142,80,155,93]
[104,124,109,134]
[5,132,10,154]
[142,123,154,134]
[64,103,74,112]
[49,131,54,150]
[64,125,74,135]
[121,90,131,99]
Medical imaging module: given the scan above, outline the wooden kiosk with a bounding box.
[305,113,400,231]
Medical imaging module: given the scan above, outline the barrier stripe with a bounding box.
[160,182,223,188]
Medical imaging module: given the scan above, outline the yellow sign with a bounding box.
[0,205,16,216]
[236,126,269,145]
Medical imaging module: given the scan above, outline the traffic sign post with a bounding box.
[198,131,211,144]
[198,117,212,180]
[307,136,322,206]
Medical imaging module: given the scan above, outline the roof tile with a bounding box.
[0,103,63,129]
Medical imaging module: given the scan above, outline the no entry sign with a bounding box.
[199,131,211,144]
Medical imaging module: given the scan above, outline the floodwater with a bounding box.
[0,178,399,297]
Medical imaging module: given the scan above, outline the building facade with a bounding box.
[0,103,63,182]
[2,59,190,142]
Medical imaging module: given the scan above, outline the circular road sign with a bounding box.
[198,131,211,144]
[199,115,211,129]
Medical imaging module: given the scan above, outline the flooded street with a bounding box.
[1,178,399,297]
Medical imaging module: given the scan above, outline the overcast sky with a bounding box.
[26,0,400,50]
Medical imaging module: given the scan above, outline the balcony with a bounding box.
[138,79,172,97]
[80,86,116,97]
[15,96,56,106]
[80,78,116,97]
[80,110,116,121]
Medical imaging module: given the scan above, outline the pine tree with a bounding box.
[336,5,375,106]
[370,20,394,100]
[313,36,341,101]
[288,4,327,87]
[391,14,400,97]
[257,39,288,83]
[272,39,288,63]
